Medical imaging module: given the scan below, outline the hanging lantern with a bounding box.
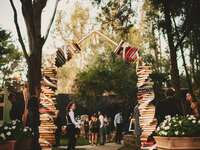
[114,41,139,63]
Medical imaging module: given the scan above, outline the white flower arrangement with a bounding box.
[4,126,8,130]
[155,115,200,137]
[0,120,33,143]
[23,128,28,132]
[21,126,33,138]
[0,133,6,140]
[23,127,32,133]
[6,132,11,136]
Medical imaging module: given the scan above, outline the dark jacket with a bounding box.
[10,92,25,121]
[156,96,181,125]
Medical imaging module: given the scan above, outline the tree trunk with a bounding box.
[179,43,194,103]
[27,46,42,150]
[190,33,195,81]
[163,1,185,114]
[28,52,42,96]
[152,23,159,72]
[158,24,162,72]
[172,17,193,94]
[163,1,180,92]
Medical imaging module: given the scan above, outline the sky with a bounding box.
[0,0,96,55]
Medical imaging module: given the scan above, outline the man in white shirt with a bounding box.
[114,112,123,144]
[98,111,105,145]
[66,102,80,150]
[68,109,80,128]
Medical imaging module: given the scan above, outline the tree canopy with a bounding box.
[74,50,137,112]
[146,0,200,95]
[54,2,90,42]
[0,27,22,87]
[92,0,135,40]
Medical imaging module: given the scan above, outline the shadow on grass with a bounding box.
[61,136,89,146]
[52,136,89,150]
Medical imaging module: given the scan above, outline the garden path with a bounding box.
[57,143,125,150]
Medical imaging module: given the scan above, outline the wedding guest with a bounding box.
[66,102,80,150]
[84,117,90,139]
[156,88,181,125]
[8,91,25,121]
[114,112,123,144]
[90,115,98,145]
[98,111,105,145]
[104,115,110,142]
[186,93,200,118]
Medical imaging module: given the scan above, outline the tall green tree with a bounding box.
[144,0,200,114]
[148,0,200,95]
[92,0,135,41]
[145,0,180,92]
[9,0,60,148]
[0,28,21,88]
[54,2,90,42]
[9,0,60,96]
[75,50,137,112]
[54,3,95,93]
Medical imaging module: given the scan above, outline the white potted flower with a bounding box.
[154,115,200,149]
[0,120,33,150]
[0,120,19,150]
[15,126,33,150]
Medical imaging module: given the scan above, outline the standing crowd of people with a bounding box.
[83,112,111,146]
[59,102,126,150]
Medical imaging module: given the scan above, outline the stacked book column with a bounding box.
[39,67,57,149]
[136,65,157,146]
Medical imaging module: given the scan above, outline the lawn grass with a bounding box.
[52,135,89,150]
[59,135,89,146]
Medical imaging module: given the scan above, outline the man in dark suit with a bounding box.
[155,88,181,125]
[8,91,25,121]
[54,94,69,146]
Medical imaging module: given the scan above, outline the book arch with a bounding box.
[54,31,156,147]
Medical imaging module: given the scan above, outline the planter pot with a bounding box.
[15,138,32,150]
[154,136,200,150]
[123,134,136,147]
[0,140,16,150]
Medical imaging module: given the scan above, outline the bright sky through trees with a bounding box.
[0,0,97,54]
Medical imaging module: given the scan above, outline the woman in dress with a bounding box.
[104,115,110,143]
[84,117,89,139]
[90,114,99,145]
